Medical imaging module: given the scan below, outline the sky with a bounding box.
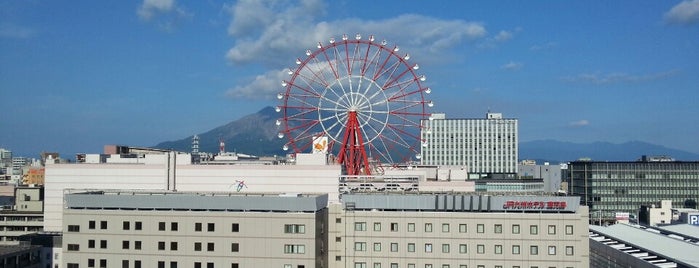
[1,0,699,158]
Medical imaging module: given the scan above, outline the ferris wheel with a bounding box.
[276,34,433,175]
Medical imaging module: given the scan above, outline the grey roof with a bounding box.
[657,224,699,241]
[590,224,699,267]
[65,191,328,212]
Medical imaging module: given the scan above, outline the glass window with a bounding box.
[374,263,381,268]
[231,223,239,232]
[477,244,484,254]
[355,222,367,231]
[565,225,573,235]
[207,223,215,232]
[122,240,129,249]
[494,224,502,233]
[122,221,130,230]
[374,222,381,231]
[100,221,107,229]
[195,223,202,232]
[548,246,556,255]
[135,222,142,230]
[442,244,449,253]
[459,224,467,233]
[530,225,538,235]
[284,224,305,234]
[207,242,215,252]
[425,243,433,253]
[231,243,239,252]
[408,223,415,232]
[459,244,467,253]
[495,245,502,254]
[390,243,398,252]
[354,263,367,268]
[442,223,449,232]
[512,245,520,254]
[134,241,142,250]
[89,220,96,229]
[565,246,574,255]
[354,242,366,251]
[158,241,165,250]
[425,223,433,232]
[408,243,415,252]
[391,223,398,232]
[477,224,484,233]
[512,224,520,234]
[194,242,201,251]
[159,222,166,231]
[171,222,178,231]
[530,245,538,255]
[373,242,381,251]
[548,225,555,235]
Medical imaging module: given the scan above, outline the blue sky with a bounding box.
[1,0,699,157]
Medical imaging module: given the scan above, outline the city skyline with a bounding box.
[2,0,699,157]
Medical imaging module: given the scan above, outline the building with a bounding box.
[0,187,44,245]
[420,112,518,178]
[474,179,544,193]
[0,244,42,267]
[330,194,588,268]
[0,149,11,182]
[62,191,328,268]
[566,157,699,223]
[518,161,563,193]
[589,223,699,267]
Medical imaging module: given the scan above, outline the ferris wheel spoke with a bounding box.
[371,46,398,82]
[320,45,340,80]
[382,66,413,91]
[359,40,374,76]
[385,77,420,98]
[373,60,401,86]
[369,137,393,164]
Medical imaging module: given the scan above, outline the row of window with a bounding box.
[71,221,306,234]
[67,261,239,268]
[352,242,574,256]
[353,222,574,235]
[68,241,242,252]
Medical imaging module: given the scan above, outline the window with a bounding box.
[373,222,381,231]
[409,264,416,268]
[284,244,305,254]
[67,264,79,268]
[89,259,95,267]
[158,222,166,231]
[134,241,142,250]
[195,263,202,268]
[530,225,538,235]
[442,223,449,232]
[425,243,433,253]
[390,243,398,252]
[336,218,341,223]
[373,242,381,251]
[548,246,556,255]
[206,263,212,268]
[442,265,450,268]
[459,244,467,253]
[122,260,129,268]
[135,221,142,230]
[194,242,202,251]
[68,225,80,232]
[171,242,178,251]
[232,223,240,232]
[373,263,381,268]
[548,225,556,235]
[231,264,238,268]
[530,245,538,255]
[171,222,178,231]
[170,261,177,268]
[477,244,484,254]
[158,241,166,250]
[565,246,574,255]
[512,224,520,234]
[494,244,502,254]
[123,221,130,230]
[207,242,215,251]
[476,224,484,233]
[408,243,416,252]
[207,223,215,232]
[355,222,367,231]
[67,244,79,251]
[122,240,129,249]
[100,221,107,229]
[355,242,367,251]
[565,225,573,235]
[355,263,367,268]
[336,237,341,242]
[231,243,239,252]
[408,223,415,232]
[158,261,165,268]
[425,265,433,268]
[284,224,305,233]
[512,245,520,254]
[135,261,141,268]
[459,224,467,233]
[425,223,433,232]
[390,222,398,231]
[391,264,398,268]
[195,223,202,232]
[100,260,106,268]
[100,240,107,249]
[89,220,96,229]
[88,240,95,248]
[442,244,450,253]
[494,224,502,233]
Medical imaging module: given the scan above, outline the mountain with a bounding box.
[154,106,286,156]
[519,140,699,163]
[155,107,699,162]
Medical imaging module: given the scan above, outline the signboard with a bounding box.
[615,212,630,224]
[312,136,328,154]
[690,214,699,225]
[489,196,580,212]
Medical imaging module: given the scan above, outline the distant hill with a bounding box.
[155,107,699,162]
[154,106,286,156]
[519,140,699,163]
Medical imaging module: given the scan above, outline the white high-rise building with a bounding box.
[421,112,518,178]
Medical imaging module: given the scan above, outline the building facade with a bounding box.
[567,158,699,222]
[518,162,562,193]
[420,113,518,178]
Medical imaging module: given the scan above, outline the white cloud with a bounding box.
[225,69,288,100]
[494,30,513,42]
[664,0,699,25]
[223,1,490,99]
[501,61,523,70]
[0,23,34,39]
[138,0,174,20]
[137,0,191,31]
[530,42,557,51]
[562,70,679,84]
[569,120,589,127]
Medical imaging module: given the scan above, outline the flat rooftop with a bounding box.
[65,190,328,212]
